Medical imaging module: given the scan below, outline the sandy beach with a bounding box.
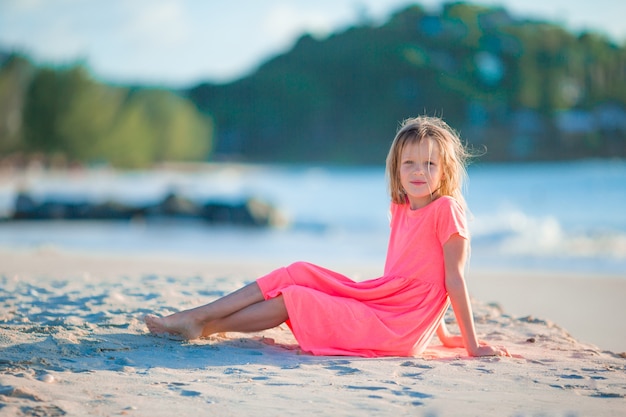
[1,248,625,416]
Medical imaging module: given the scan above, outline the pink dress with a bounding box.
[257,196,468,357]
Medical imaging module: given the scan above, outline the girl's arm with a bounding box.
[436,318,464,348]
[443,234,509,357]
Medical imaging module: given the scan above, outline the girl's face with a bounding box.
[399,137,443,210]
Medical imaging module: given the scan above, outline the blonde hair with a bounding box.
[386,116,471,208]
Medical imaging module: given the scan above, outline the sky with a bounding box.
[1,0,624,88]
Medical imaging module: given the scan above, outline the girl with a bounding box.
[144,116,509,358]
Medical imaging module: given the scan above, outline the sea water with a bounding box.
[0,160,625,276]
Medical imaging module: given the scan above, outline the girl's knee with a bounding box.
[286,261,313,273]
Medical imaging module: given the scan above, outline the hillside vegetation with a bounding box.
[1,2,624,167]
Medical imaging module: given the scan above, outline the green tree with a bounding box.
[127,89,212,163]
[58,73,127,161]
[0,54,33,153]
[19,63,213,167]
[98,96,155,167]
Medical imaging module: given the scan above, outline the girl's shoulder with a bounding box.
[434,196,466,218]
[434,195,462,210]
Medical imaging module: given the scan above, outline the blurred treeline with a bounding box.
[2,2,626,168]
[189,3,626,163]
[0,58,213,168]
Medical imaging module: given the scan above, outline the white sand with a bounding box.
[1,248,625,416]
[468,269,626,353]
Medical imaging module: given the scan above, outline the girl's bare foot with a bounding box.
[144,312,205,340]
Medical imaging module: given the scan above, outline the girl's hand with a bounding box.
[440,334,494,351]
[439,334,465,349]
[469,344,510,357]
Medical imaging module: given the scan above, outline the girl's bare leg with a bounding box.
[144,282,278,339]
[202,296,288,335]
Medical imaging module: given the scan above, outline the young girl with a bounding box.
[144,116,509,358]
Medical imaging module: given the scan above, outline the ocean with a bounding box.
[1,159,625,276]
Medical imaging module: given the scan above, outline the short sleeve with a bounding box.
[435,197,468,245]
[388,202,400,228]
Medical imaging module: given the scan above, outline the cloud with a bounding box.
[81,0,198,85]
[0,0,92,62]
[1,0,46,13]
[119,0,192,49]
[261,3,335,46]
